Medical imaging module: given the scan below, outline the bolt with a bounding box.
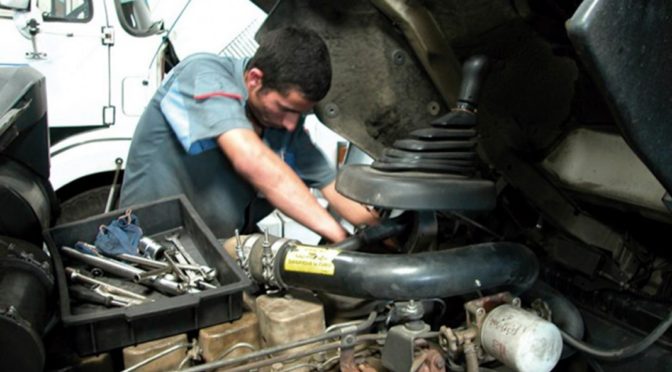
[324,103,340,118]
[427,101,440,115]
[476,307,486,317]
[235,229,241,246]
[342,334,356,346]
[392,49,406,65]
[474,279,484,298]
[91,268,104,277]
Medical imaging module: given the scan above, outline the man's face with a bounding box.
[247,86,314,132]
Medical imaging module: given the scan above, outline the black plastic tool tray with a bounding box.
[45,195,251,355]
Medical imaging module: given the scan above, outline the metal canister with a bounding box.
[480,304,562,372]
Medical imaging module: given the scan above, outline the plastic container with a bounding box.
[45,195,251,355]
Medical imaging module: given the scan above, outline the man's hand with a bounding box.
[218,128,348,242]
[321,181,379,227]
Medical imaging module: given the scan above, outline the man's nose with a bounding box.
[282,113,300,131]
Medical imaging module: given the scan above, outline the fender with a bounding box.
[49,126,133,192]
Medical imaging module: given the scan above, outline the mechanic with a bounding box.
[119,27,376,242]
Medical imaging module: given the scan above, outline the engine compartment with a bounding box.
[2,0,671,371]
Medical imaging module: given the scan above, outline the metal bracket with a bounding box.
[103,105,116,125]
[24,18,46,59]
[0,306,31,330]
[1,242,54,289]
[101,26,115,46]
[381,322,431,372]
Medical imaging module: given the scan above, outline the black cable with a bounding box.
[560,309,672,361]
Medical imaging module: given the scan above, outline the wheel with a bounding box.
[56,185,118,225]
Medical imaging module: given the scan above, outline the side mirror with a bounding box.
[0,0,29,11]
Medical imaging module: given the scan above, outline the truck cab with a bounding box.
[0,0,268,221]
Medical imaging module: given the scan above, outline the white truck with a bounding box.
[1,0,346,227]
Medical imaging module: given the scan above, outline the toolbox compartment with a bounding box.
[45,195,251,355]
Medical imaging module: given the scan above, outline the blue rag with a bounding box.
[94,209,143,256]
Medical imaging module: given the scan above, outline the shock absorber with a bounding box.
[372,55,490,176]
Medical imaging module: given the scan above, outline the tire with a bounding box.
[56,185,119,225]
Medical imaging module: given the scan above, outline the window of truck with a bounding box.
[37,0,92,22]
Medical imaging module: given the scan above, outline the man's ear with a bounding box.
[246,67,264,88]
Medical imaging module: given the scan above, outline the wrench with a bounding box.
[165,233,198,265]
[164,250,191,285]
[133,266,172,283]
[165,233,218,282]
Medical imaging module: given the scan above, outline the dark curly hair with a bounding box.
[247,27,332,102]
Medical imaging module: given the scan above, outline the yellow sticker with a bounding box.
[284,245,340,275]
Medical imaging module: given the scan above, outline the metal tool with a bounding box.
[62,247,190,295]
[66,267,148,302]
[69,285,128,307]
[92,285,145,306]
[164,249,192,285]
[165,233,217,281]
[118,253,202,271]
[133,266,172,283]
[163,249,217,289]
[119,253,216,283]
[105,157,123,213]
[138,236,166,260]
[165,233,197,265]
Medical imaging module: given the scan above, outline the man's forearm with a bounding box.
[218,130,347,242]
[250,155,347,242]
[321,181,378,227]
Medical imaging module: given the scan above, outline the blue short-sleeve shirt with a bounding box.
[120,54,335,238]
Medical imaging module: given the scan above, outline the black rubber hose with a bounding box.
[276,242,538,300]
[523,281,584,359]
[457,55,490,110]
[326,215,410,251]
[560,309,672,361]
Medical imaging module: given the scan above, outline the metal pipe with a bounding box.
[271,241,538,300]
[215,342,257,360]
[121,342,191,372]
[179,311,378,372]
[464,341,479,372]
[182,333,385,372]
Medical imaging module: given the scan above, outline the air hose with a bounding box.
[560,309,672,361]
